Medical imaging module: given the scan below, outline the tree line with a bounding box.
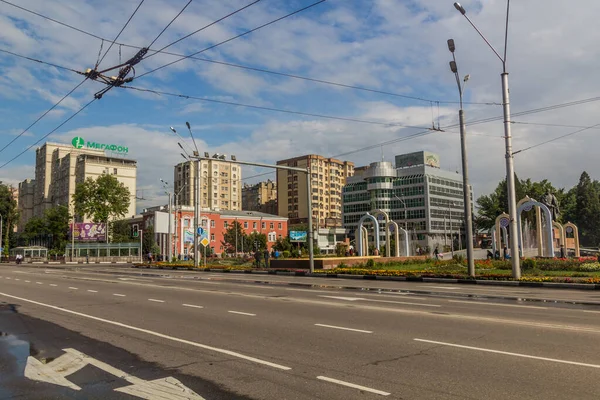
[476,171,600,247]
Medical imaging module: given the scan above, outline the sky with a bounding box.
[1,0,599,211]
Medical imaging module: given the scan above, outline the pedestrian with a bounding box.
[434,246,439,260]
[254,250,261,267]
[274,250,280,259]
[263,249,270,268]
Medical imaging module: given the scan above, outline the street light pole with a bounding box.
[454,1,520,278]
[394,195,409,256]
[447,38,475,276]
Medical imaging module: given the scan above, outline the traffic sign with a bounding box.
[197,227,204,235]
[200,237,209,247]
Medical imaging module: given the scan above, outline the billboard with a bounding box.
[69,223,106,241]
[290,231,307,242]
[395,151,440,169]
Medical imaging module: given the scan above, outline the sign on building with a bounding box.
[395,151,440,168]
[72,136,129,154]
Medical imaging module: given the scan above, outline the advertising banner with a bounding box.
[69,223,106,241]
[290,231,307,242]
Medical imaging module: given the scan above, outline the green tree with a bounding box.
[45,205,70,254]
[245,232,267,252]
[273,236,292,252]
[142,224,157,255]
[22,217,48,245]
[0,184,19,253]
[110,219,133,243]
[221,221,246,253]
[575,171,600,246]
[73,174,131,225]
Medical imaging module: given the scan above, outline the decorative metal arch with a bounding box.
[372,210,391,257]
[563,222,581,257]
[355,213,380,256]
[516,198,554,257]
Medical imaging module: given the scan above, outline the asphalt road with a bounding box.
[1,265,600,399]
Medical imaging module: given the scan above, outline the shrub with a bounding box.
[521,258,537,270]
[365,258,376,268]
[577,262,600,272]
[282,250,291,258]
[452,254,465,264]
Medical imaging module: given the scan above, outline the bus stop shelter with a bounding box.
[66,242,141,263]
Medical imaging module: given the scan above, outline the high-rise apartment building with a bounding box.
[242,180,277,215]
[25,142,137,228]
[17,179,35,232]
[173,159,242,211]
[276,154,354,226]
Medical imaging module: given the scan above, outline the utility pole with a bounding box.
[167,192,173,262]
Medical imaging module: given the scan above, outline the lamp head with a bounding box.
[464,74,470,82]
[204,152,210,158]
[170,126,176,133]
[447,39,456,53]
[454,2,466,14]
[449,60,458,73]
[185,121,191,130]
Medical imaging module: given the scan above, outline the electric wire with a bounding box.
[512,122,600,155]
[120,85,433,129]
[0,48,82,75]
[0,0,500,106]
[97,0,145,67]
[0,78,89,156]
[146,0,193,49]
[135,0,327,79]
[142,0,261,61]
[0,97,97,169]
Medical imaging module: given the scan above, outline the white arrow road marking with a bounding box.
[26,348,206,399]
[320,295,439,308]
[115,377,206,400]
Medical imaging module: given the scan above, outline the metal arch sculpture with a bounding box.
[516,197,554,257]
[389,220,409,257]
[355,213,380,256]
[372,210,391,257]
[491,224,508,256]
[563,222,581,257]
[552,221,565,257]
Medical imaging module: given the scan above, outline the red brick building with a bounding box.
[139,206,288,257]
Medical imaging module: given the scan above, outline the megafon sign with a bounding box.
[72,137,128,154]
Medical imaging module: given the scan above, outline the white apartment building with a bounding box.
[173,159,242,211]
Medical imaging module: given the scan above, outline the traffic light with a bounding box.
[132,224,139,237]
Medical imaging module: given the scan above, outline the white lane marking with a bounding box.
[25,280,31,283]
[49,284,58,287]
[583,310,600,314]
[317,376,390,396]
[14,278,20,281]
[0,291,291,371]
[68,287,78,290]
[113,294,126,297]
[182,304,204,309]
[5,277,11,279]
[228,311,256,316]
[314,324,372,334]
[414,339,600,369]
[148,298,165,303]
[423,286,461,290]
[448,300,548,309]
[320,296,362,301]
[285,288,335,294]
[36,282,43,285]
[320,295,440,308]
[87,290,98,293]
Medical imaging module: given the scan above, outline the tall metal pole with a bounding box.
[306,170,315,273]
[449,206,454,256]
[194,160,200,268]
[0,214,3,261]
[502,72,521,278]
[459,109,475,276]
[167,192,173,262]
[71,206,75,261]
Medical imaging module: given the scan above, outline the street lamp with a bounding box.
[453,1,520,278]
[447,38,475,277]
[160,178,173,262]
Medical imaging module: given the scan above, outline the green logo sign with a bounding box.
[72,136,84,149]
[71,137,128,154]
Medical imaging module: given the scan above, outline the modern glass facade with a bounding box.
[342,155,472,252]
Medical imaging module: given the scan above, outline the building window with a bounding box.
[278,223,282,230]
[113,168,117,175]
[211,234,215,241]
[253,222,257,229]
[262,222,266,229]
[244,222,248,229]
[211,220,215,228]
[270,222,274,229]
[224,221,228,228]
[184,219,189,227]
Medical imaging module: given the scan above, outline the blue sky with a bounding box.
[2,0,600,210]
